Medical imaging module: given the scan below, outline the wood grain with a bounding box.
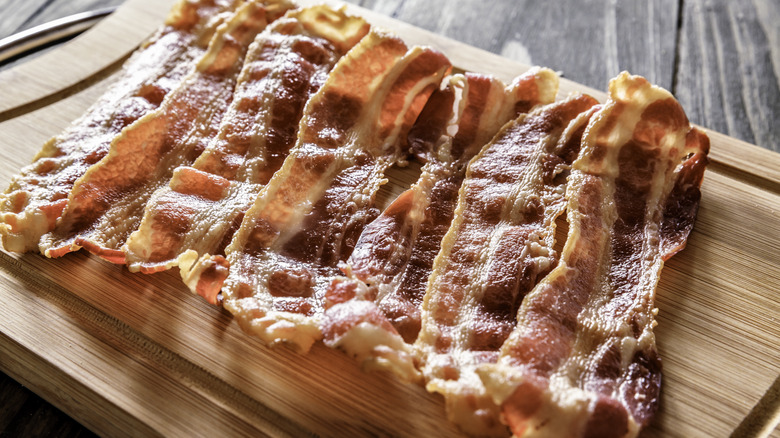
[675,0,780,152]
[348,0,680,90]
[346,0,780,153]
[0,0,778,437]
[0,0,51,40]
[0,371,97,437]
[8,0,125,32]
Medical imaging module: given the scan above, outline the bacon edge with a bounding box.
[0,0,244,253]
[477,72,709,438]
[123,5,371,276]
[39,0,281,261]
[320,68,561,384]
[206,32,451,353]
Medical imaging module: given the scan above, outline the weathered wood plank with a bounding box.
[0,0,49,39]
[0,371,97,437]
[0,0,124,43]
[0,372,31,431]
[675,0,780,151]
[15,0,125,30]
[344,0,680,91]
[0,0,128,75]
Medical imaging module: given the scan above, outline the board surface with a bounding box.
[0,0,778,436]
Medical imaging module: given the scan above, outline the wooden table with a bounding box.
[0,0,777,436]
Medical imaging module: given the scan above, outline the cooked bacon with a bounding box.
[320,69,560,382]
[0,0,245,253]
[184,31,451,351]
[416,94,599,436]
[123,6,370,275]
[38,1,288,262]
[477,73,709,438]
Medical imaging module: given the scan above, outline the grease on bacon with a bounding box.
[192,30,451,352]
[123,5,370,283]
[416,94,599,436]
[0,0,244,252]
[320,68,560,383]
[38,0,290,262]
[477,73,709,438]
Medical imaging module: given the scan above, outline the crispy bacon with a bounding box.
[184,31,451,351]
[414,94,599,435]
[0,0,244,253]
[123,6,370,275]
[320,69,560,382]
[38,1,289,262]
[477,73,709,438]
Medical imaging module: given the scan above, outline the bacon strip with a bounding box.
[39,1,289,262]
[415,94,600,436]
[185,31,451,351]
[0,0,243,252]
[320,69,559,382]
[123,6,370,275]
[478,73,709,438]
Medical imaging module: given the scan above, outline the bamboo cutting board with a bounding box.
[0,0,778,436]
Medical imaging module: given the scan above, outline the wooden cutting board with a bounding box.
[0,0,778,436]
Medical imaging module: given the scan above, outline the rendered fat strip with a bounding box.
[478,73,709,438]
[40,0,290,262]
[124,5,370,278]
[185,31,451,352]
[416,95,599,436]
[320,68,560,383]
[0,0,243,252]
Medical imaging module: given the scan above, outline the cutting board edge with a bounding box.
[0,250,317,438]
[0,331,160,438]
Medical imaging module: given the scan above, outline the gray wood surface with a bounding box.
[347,0,780,152]
[0,0,125,39]
[0,0,777,436]
[676,0,780,151]
[0,372,96,437]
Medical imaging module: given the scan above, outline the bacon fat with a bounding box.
[186,30,451,352]
[477,73,709,438]
[417,94,599,436]
[39,1,287,262]
[320,68,560,383]
[0,0,243,252]
[123,6,370,276]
